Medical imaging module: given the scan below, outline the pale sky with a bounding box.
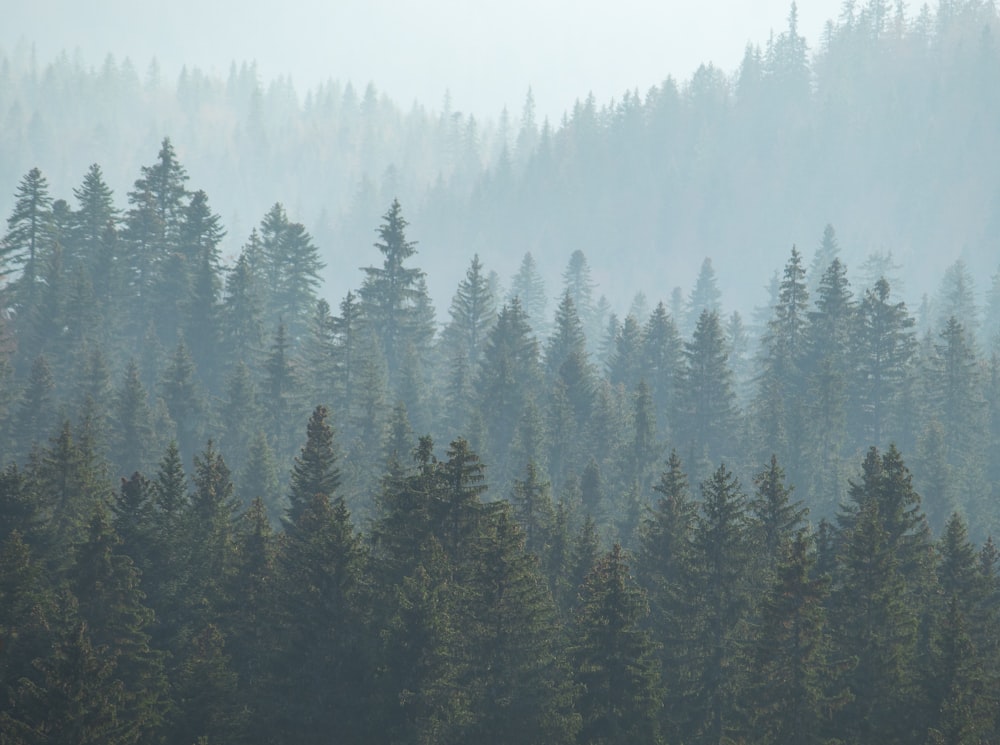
[6,0,848,120]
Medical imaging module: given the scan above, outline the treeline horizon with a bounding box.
[2,0,999,310]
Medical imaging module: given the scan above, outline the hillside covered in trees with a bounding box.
[4,1,1000,743]
[1,1,999,308]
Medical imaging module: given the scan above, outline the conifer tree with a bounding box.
[287,404,342,527]
[749,530,844,745]
[111,360,157,477]
[851,278,916,447]
[690,463,754,744]
[443,253,496,370]
[636,450,700,744]
[1,167,52,313]
[679,310,738,469]
[641,302,682,435]
[359,198,433,387]
[571,543,664,745]
[508,251,548,333]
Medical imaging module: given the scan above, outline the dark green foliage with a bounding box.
[287,404,342,526]
[689,462,755,744]
[636,450,700,744]
[571,543,663,745]
[680,310,739,470]
[749,531,844,745]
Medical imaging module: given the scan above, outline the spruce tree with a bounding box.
[571,543,664,745]
[287,404,342,527]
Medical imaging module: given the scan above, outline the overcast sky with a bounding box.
[7,0,847,120]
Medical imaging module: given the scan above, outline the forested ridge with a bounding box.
[2,1,1000,307]
[4,1,1000,743]
[1,127,1000,743]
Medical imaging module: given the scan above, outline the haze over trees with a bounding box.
[3,1,1000,743]
[1,1,999,310]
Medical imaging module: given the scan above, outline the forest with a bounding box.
[3,1,1000,744]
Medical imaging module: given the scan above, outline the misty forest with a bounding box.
[3,2,1000,744]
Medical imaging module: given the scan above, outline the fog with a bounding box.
[5,0,844,120]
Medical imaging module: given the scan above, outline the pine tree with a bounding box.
[749,530,844,745]
[262,321,302,461]
[851,278,916,447]
[679,310,738,469]
[273,491,370,744]
[71,163,119,281]
[641,302,682,435]
[476,299,542,479]
[753,246,809,476]
[443,253,496,370]
[607,313,644,391]
[287,404,342,527]
[803,257,854,513]
[12,355,56,459]
[508,251,548,334]
[685,257,722,334]
[636,449,700,744]
[221,232,267,368]
[123,137,190,337]
[469,502,579,745]
[571,543,664,745]
[69,506,167,730]
[689,462,755,744]
[181,190,226,388]
[561,249,596,335]
[359,198,433,387]
[111,359,157,476]
[159,339,204,465]
[750,454,808,582]
[1,167,52,314]
[509,460,556,560]
[832,446,931,744]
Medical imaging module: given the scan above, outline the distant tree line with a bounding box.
[2,0,999,307]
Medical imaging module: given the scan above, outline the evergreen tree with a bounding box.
[181,190,226,388]
[159,339,204,465]
[111,360,157,476]
[1,167,52,315]
[12,355,56,459]
[561,249,596,335]
[803,257,854,513]
[749,530,844,745]
[272,491,371,744]
[359,198,433,387]
[832,446,931,744]
[71,163,119,281]
[66,506,167,737]
[508,251,548,334]
[636,450,700,744]
[851,278,916,447]
[509,460,556,560]
[690,463,754,744]
[443,253,496,370]
[571,543,664,745]
[750,453,808,582]
[287,404,342,526]
[640,301,682,435]
[685,257,722,334]
[607,313,644,391]
[476,299,542,480]
[221,231,267,368]
[679,310,739,469]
